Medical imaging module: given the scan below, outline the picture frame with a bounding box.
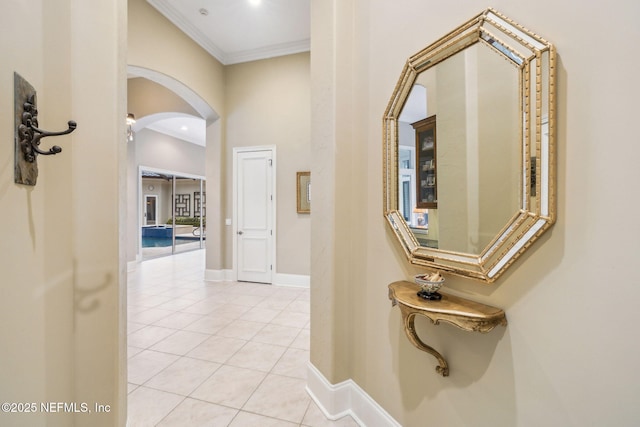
[296,171,311,214]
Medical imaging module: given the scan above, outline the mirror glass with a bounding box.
[383,9,556,282]
[398,43,520,254]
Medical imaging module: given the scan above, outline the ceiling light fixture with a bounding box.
[180,125,188,131]
[199,8,208,16]
[248,0,261,7]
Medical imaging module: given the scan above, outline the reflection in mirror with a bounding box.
[383,8,556,282]
[398,43,520,255]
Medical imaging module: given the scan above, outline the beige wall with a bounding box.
[0,0,126,426]
[127,0,224,116]
[127,77,200,119]
[128,0,226,272]
[224,53,311,275]
[310,0,360,383]
[311,0,640,426]
[127,0,226,270]
[135,129,206,177]
[128,0,311,277]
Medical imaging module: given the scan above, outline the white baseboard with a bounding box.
[127,259,139,272]
[204,269,233,282]
[274,273,310,288]
[204,270,310,287]
[306,363,401,427]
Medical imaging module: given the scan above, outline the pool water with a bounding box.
[142,236,201,248]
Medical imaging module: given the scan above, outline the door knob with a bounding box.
[238,230,243,235]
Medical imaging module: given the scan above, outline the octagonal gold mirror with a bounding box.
[383,8,556,283]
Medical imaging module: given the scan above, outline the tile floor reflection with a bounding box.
[127,250,358,426]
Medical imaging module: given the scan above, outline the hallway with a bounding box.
[127,250,356,426]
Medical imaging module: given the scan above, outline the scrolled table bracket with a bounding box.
[400,306,449,376]
[389,281,507,377]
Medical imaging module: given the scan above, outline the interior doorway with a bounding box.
[233,147,276,284]
[139,167,206,260]
[143,195,158,226]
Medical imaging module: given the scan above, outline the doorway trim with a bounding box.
[232,146,277,283]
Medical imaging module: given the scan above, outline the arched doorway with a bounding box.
[126,66,220,265]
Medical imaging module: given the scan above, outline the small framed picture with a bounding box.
[297,171,311,214]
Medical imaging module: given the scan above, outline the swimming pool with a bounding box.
[142,225,173,238]
[142,236,202,248]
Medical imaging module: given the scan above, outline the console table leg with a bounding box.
[402,311,450,377]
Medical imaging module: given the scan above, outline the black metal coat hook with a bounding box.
[14,72,78,186]
[19,94,77,162]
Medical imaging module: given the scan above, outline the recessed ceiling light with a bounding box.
[180,125,188,131]
[248,0,261,6]
[199,8,208,16]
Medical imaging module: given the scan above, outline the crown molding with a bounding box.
[147,0,309,65]
[225,39,310,65]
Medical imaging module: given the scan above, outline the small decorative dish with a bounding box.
[414,272,445,301]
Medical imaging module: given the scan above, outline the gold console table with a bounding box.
[388,281,507,376]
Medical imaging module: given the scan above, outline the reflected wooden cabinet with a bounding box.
[413,116,437,208]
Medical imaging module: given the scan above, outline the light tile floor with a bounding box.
[127,250,358,427]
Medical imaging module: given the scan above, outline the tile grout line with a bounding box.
[127,251,318,426]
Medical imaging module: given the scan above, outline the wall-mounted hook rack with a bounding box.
[14,72,77,186]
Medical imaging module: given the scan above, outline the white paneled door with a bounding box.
[236,149,274,284]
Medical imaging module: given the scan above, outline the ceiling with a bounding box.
[138,0,310,146]
[147,0,311,65]
[147,116,206,146]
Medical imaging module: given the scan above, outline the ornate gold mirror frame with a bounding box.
[383,8,556,283]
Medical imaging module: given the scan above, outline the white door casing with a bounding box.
[234,147,275,283]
